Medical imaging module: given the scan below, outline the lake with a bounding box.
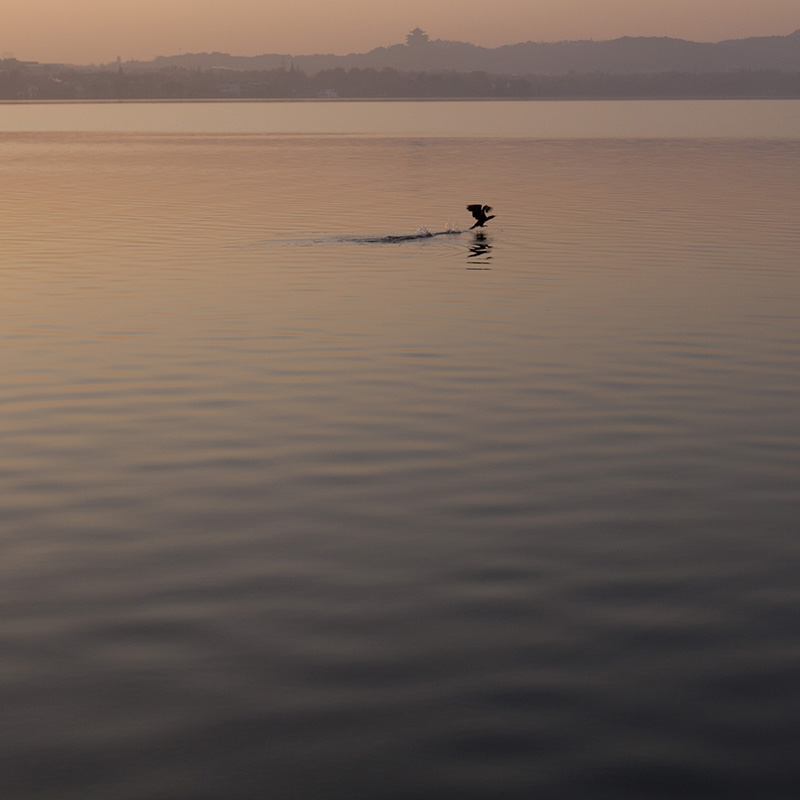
[1,100,800,799]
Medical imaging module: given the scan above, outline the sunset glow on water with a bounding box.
[2,101,800,799]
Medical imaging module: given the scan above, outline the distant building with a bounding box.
[406,28,429,47]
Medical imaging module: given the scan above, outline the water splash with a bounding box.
[328,224,464,245]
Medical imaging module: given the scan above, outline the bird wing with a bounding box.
[467,204,482,219]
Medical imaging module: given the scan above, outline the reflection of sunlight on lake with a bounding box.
[2,106,800,800]
[2,98,800,138]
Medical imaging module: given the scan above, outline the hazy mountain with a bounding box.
[126,29,800,75]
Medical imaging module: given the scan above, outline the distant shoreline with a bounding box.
[4,29,800,101]
[3,95,800,104]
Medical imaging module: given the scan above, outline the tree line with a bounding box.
[3,61,800,100]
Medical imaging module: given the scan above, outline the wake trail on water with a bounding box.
[250,223,469,248]
[347,223,462,244]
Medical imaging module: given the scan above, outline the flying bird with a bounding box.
[467,204,496,229]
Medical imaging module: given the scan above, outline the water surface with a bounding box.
[1,102,800,799]
[2,97,800,137]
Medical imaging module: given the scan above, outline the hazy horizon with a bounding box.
[4,0,799,64]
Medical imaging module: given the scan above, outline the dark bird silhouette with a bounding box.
[467,204,496,229]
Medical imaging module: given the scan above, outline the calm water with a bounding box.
[2,102,800,799]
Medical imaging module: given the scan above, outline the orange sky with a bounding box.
[4,0,799,64]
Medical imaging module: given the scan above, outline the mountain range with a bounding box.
[122,29,800,75]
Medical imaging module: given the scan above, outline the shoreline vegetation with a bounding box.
[2,65,800,101]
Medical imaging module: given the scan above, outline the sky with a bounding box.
[4,0,799,64]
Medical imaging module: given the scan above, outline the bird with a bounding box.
[467,204,496,229]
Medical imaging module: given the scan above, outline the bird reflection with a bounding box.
[467,232,492,269]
